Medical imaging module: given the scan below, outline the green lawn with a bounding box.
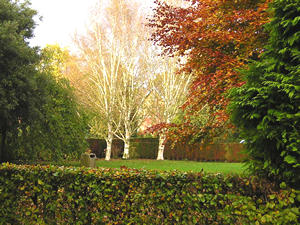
[31,159,245,174]
[95,159,246,174]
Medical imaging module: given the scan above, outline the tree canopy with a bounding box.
[0,0,89,161]
[229,0,300,187]
[0,0,40,161]
[148,0,271,142]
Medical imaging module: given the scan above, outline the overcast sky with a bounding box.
[29,0,99,49]
[29,0,154,50]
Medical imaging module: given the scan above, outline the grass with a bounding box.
[30,159,246,174]
[95,159,246,174]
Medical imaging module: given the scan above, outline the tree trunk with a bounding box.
[157,133,166,160]
[122,128,130,159]
[105,124,113,161]
[105,137,112,161]
[122,139,130,159]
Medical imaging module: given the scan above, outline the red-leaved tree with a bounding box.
[148,0,271,143]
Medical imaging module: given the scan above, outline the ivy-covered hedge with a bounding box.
[0,164,299,224]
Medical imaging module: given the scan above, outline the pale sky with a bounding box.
[30,0,99,49]
[29,0,154,50]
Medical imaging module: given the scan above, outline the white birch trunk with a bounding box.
[105,123,113,161]
[157,133,166,160]
[122,127,130,159]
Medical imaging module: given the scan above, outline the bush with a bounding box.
[8,76,90,162]
[0,163,299,224]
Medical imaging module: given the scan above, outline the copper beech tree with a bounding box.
[148,0,271,142]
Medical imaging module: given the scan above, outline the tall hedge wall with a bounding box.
[129,138,158,159]
[0,164,299,224]
[88,138,245,161]
[164,142,246,162]
[87,139,124,158]
[87,138,158,159]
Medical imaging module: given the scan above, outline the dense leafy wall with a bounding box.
[10,76,90,162]
[0,164,298,224]
[129,138,159,159]
[87,139,107,158]
[164,143,246,162]
[88,138,245,161]
[87,138,157,159]
[88,139,124,158]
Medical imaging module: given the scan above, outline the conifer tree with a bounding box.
[0,0,39,161]
[229,0,300,186]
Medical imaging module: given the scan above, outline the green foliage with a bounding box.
[1,37,89,161]
[229,0,300,187]
[9,45,90,161]
[0,2,88,162]
[129,138,158,159]
[164,142,246,162]
[11,74,89,161]
[0,163,299,224]
[89,138,245,161]
[38,44,70,79]
[0,0,40,161]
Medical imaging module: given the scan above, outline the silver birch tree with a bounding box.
[74,23,122,161]
[92,0,153,159]
[73,0,154,160]
[148,57,193,160]
[114,60,151,159]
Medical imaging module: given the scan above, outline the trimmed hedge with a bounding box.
[87,138,158,159]
[164,142,246,162]
[87,139,107,158]
[0,163,299,224]
[129,138,158,159]
[87,139,124,158]
[88,138,245,162]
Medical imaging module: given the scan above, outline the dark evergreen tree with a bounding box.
[229,0,300,186]
[0,1,89,162]
[0,0,40,161]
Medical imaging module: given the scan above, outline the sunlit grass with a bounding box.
[26,159,245,174]
[95,159,246,174]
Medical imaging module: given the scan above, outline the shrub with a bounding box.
[0,163,299,224]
